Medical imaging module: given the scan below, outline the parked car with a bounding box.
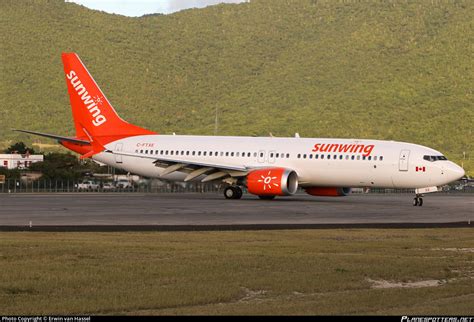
[76,180,99,191]
[101,182,116,191]
[116,179,132,189]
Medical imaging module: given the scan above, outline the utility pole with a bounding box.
[214,106,218,136]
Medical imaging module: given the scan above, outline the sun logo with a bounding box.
[93,95,103,106]
[258,171,279,191]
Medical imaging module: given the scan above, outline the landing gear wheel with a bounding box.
[413,195,424,207]
[235,187,243,199]
[258,195,276,200]
[224,186,243,200]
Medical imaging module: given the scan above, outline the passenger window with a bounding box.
[339,155,343,160]
[286,153,290,158]
[345,155,349,160]
[374,156,377,161]
[297,154,301,159]
[198,151,201,156]
[362,156,366,160]
[368,156,372,161]
[270,153,274,158]
[351,155,355,160]
[315,154,319,159]
[380,156,383,161]
[276,153,279,158]
[321,155,324,159]
[303,154,307,159]
[192,151,195,156]
[333,155,337,160]
[236,152,239,157]
[248,152,251,157]
[203,151,207,156]
[254,152,257,157]
[226,152,229,157]
[140,150,143,154]
[170,151,174,155]
[186,151,189,155]
[309,154,313,159]
[357,155,360,160]
[260,152,263,157]
[165,150,169,155]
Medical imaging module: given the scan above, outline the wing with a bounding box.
[107,150,252,182]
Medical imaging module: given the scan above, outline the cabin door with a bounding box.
[115,143,123,164]
[399,149,410,171]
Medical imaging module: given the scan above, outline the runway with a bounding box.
[0,192,472,230]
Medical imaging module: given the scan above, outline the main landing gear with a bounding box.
[413,194,424,207]
[224,186,243,200]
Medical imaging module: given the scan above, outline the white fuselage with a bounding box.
[93,135,464,189]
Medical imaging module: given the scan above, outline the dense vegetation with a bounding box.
[3,141,35,154]
[1,0,472,173]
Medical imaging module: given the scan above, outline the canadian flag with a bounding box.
[416,166,426,172]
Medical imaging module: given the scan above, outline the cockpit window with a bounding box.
[423,155,448,162]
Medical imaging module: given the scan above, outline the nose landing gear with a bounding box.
[413,194,424,206]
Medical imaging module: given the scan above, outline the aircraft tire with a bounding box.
[413,197,419,206]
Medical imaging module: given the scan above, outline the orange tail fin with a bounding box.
[62,53,155,146]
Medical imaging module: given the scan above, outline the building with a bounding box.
[0,153,44,170]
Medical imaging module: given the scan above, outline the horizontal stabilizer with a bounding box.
[13,129,91,145]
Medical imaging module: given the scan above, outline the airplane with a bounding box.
[15,53,465,206]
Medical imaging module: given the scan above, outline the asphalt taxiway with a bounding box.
[0,192,472,230]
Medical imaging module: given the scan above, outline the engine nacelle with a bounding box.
[305,187,352,197]
[247,168,298,196]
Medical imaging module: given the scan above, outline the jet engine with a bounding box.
[246,168,298,196]
[305,187,352,197]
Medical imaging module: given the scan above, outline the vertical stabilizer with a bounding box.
[61,53,155,144]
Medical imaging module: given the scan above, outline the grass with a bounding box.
[0,229,473,315]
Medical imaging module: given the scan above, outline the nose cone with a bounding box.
[445,162,465,182]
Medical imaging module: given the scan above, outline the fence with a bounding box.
[0,179,472,194]
[0,179,221,194]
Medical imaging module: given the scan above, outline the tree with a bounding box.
[4,142,36,154]
[29,152,94,180]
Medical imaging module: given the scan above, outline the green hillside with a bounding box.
[1,0,472,174]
